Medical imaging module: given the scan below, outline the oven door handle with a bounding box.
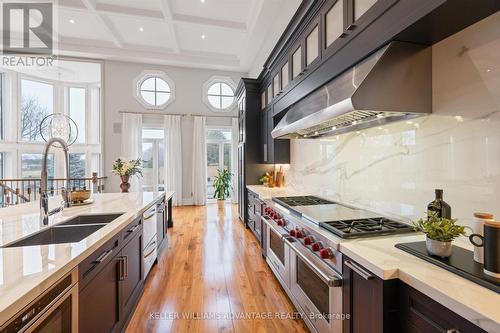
[261,215,288,237]
[284,237,342,287]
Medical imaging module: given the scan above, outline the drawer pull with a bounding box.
[123,255,128,278]
[144,213,155,221]
[447,330,460,333]
[144,244,157,259]
[127,224,140,233]
[94,249,113,264]
[345,260,374,280]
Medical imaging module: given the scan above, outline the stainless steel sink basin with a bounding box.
[2,213,124,248]
[57,213,124,226]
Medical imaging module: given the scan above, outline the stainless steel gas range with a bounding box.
[261,195,413,333]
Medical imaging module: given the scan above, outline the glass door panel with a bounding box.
[206,143,220,199]
[142,142,154,191]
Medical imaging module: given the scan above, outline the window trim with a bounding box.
[202,76,236,113]
[133,70,175,110]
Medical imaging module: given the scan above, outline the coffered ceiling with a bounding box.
[55,0,302,73]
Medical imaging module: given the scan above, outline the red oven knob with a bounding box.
[311,242,323,252]
[289,229,297,237]
[277,219,285,226]
[304,236,313,245]
[320,248,333,259]
[296,230,304,238]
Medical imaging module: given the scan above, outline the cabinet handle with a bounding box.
[123,255,128,278]
[263,143,267,162]
[118,257,126,281]
[144,213,155,221]
[94,249,113,264]
[447,330,461,333]
[345,260,374,280]
[127,224,140,233]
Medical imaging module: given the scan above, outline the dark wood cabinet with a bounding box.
[259,0,499,116]
[79,253,121,333]
[259,105,290,164]
[236,79,273,225]
[399,283,487,333]
[342,257,399,333]
[79,216,145,333]
[120,231,143,320]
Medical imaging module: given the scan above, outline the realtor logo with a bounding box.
[2,2,53,55]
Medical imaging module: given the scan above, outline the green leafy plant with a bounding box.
[413,211,466,242]
[112,157,143,178]
[259,174,269,184]
[213,168,232,200]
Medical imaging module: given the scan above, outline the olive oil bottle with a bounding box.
[427,189,451,219]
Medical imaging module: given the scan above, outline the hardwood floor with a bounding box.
[125,203,309,333]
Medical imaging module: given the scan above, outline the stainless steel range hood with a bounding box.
[272,42,431,139]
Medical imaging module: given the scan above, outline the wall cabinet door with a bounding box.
[267,84,273,104]
[273,73,280,98]
[305,22,320,67]
[347,0,399,34]
[80,255,121,333]
[121,231,143,318]
[324,0,347,52]
[291,45,303,80]
[260,110,268,163]
[281,62,290,90]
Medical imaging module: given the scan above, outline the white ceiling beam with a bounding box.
[58,2,247,31]
[158,0,180,53]
[172,14,246,31]
[79,0,124,48]
[57,37,241,70]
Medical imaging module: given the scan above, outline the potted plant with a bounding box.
[413,211,466,258]
[112,157,143,193]
[213,168,232,209]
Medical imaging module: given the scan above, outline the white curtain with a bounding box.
[231,118,239,204]
[164,115,183,206]
[121,113,143,192]
[192,116,206,205]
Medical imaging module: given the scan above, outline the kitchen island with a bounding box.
[0,191,174,330]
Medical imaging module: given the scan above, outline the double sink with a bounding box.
[3,213,124,248]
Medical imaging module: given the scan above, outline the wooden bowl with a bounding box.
[71,190,91,203]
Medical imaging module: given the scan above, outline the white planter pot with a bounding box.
[426,237,453,258]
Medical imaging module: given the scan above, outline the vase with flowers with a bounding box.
[112,157,143,192]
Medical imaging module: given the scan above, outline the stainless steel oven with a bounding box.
[287,238,343,333]
[262,215,290,288]
[1,269,78,333]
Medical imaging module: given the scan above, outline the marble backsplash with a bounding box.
[284,12,500,227]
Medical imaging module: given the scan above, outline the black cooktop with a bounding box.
[273,196,335,207]
[320,218,414,239]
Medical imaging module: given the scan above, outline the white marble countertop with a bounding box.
[0,191,174,326]
[246,185,304,199]
[254,187,500,332]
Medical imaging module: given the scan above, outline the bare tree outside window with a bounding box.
[21,79,53,142]
[21,96,49,141]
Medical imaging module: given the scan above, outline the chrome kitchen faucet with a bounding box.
[40,137,72,225]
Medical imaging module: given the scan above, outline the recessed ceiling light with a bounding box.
[139,27,144,32]
[486,69,491,72]
[201,0,206,3]
[69,19,75,24]
[201,34,206,39]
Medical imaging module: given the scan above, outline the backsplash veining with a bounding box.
[285,12,500,226]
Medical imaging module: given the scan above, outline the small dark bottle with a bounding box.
[427,189,451,219]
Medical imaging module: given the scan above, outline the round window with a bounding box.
[139,77,171,107]
[207,82,235,110]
